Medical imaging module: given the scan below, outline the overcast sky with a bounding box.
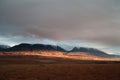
[0,0,120,48]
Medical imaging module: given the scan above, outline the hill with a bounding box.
[0,43,119,60]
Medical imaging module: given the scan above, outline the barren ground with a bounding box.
[0,55,120,80]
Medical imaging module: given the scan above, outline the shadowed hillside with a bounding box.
[0,43,119,61]
[1,43,117,56]
[0,44,120,80]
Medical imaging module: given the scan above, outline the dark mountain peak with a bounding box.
[70,47,109,57]
[16,43,32,47]
[70,47,89,52]
[0,43,110,57]
[19,43,32,45]
[8,43,32,51]
[6,43,66,52]
[32,44,46,50]
[45,45,57,50]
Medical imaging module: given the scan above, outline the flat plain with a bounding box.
[0,52,120,80]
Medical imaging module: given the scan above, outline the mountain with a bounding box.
[7,43,32,51]
[6,43,66,52]
[69,47,113,57]
[57,46,66,52]
[70,47,88,52]
[0,43,114,57]
[0,45,10,51]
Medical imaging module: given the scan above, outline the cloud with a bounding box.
[0,0,120,46]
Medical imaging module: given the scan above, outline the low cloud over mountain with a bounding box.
[0,43,117,58]
[0,0,120,46]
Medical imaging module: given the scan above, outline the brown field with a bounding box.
[0,52,120,80]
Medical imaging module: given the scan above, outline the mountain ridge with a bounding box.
[0,43,118,58]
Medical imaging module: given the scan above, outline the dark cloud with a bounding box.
[0,0,120,46]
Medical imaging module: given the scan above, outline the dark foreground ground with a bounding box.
[0,55,120,80]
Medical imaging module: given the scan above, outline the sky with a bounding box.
[0,0,120,54]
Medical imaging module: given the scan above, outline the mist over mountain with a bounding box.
[1,0,120,53]
[1,43,64,52]
[0,45,10,51]
[0,43,116,58]
[69,47,112,57]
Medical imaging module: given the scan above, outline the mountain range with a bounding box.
[0,43,116,58]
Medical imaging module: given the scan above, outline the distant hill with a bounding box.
[0,43,115,57]
[69,47,112,57]
[6,43,66,52]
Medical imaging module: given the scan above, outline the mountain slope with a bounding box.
[6,43,66,52]
[69,47,114,57]
[0,45,10,51]
[0,43,116,58]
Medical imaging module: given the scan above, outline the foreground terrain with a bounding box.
[0,53,120,80]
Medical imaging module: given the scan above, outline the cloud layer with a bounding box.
[0,0,120,46]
